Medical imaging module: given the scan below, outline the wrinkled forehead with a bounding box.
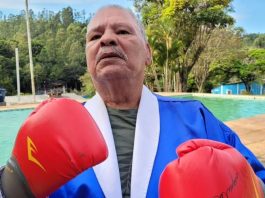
[87,7,139,32]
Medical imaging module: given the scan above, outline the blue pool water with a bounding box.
[0,109,33,165]
[174,96,265,122]
[1,96,265,165]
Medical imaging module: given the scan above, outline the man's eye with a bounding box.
[90,34,101,41]
[117,30,130,35]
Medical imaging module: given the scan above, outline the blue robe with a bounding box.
[51,86,265,198]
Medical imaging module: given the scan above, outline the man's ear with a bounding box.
[145,43,152,66]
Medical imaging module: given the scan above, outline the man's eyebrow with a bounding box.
[113,22,131,27]
[87,25,103,33]
[87,22,135,32]
[113,22,136,30]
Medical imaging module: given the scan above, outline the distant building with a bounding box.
[211,82,265,95]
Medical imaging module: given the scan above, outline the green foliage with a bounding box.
[210,48,265,93]
[1,3,264,96]
[138,0,234,92]
[79,73,95,97]
[192,27,243,92]
[253,35,265,48]
[61,7,74,28]
[243,33,259,47]
[0,40,16,95]
[187,73,197,92]
[0,7,89,95]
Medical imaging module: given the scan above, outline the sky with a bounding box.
[0,0,265,34]
[230,0,265,34]
[0,0,134,17]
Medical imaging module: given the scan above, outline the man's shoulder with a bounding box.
[154,93,203,106]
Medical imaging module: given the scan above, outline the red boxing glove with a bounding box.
[159,139,264,198]
[2,98,108,198]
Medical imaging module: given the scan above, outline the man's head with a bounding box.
[85,5,151,88]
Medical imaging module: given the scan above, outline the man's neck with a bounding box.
[94,80,143,109]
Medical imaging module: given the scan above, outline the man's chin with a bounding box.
[95,68,130,81]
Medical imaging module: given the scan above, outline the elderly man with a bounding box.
[51,4,264,197]
[0,4,265,198]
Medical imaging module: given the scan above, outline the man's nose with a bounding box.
[100,31,117,47]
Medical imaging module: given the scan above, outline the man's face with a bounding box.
[86,7,151,83]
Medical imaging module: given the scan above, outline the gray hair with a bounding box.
[88,4,147,42]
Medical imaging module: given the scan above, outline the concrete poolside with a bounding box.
[225,114,265,165]
[0,93,87,111]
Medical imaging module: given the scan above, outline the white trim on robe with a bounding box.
[84,85,160,198]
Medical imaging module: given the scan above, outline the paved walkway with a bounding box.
[225,114,265,165]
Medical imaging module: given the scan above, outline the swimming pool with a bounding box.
[1,96,265,165]
[0,109,33,165]
[174,96,265,122]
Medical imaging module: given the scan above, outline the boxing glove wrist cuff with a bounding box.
[0,166,6,198]
[2,157,35,198]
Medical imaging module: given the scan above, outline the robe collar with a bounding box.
[84,85,160,198]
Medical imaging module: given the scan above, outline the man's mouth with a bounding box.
[98,52,122,62]
[96,47,128,64]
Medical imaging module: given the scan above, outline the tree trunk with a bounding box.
[179,70,188,92]
[164,35,170,92]
[198,84,204,93]
[243,81,251,93]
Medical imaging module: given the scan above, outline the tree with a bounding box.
[0,7,90,95]
[254,34,265,48]
[145,16,180,92]
[210,48,265,94]
[136,0,234,92]
[192,28,242,92]
[0,40,16,95]
[79,73,95,97]
[61,7,74,28]
[229,49,265,93]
